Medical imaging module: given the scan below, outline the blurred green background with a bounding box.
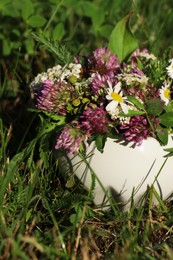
[1,0,173,82]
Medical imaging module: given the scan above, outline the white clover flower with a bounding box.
[160,81,171,105]
[47,64,62,74]
[30,72,48,87]
[31,63,82,88]
[106,81,131,116]
[132,49,156,61]
[119,73,148,86]
[108,106,131,124]
[56,63,82,82]
[139,52,156,60]
[60,69,71,80]
[40,64,64,82]
[166,59,173,79]
[68,63,82,78]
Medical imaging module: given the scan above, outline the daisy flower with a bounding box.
[166,59,173,79]
[160,81,171,105]
[106,81,131,115]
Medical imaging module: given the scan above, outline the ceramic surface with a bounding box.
[65,136,173,210]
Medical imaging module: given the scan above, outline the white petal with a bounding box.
[114,82,122,93]
[107,80,112,89]
[106,100,118,112]
[119,90,123,96]
[107,81,113,93]
[121,103,128,114]
[106,94,113,100]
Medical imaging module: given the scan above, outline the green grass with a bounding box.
[1,143,173,259]
[1,118,173,259]
[1,0,173,259]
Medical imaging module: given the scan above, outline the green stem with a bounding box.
[43,0,64,32]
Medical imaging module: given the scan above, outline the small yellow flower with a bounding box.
[72,98,81,107]
[68,75,77,83]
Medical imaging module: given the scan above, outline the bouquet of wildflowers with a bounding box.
[30,45,173,156]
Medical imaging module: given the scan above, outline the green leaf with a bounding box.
[127,96,145,109]
[145,98,164,116]
[27,15,46,28]
[66,174,75,188]
[22,1,34,21]
[63,0,80,7]
[0,0,11,9]
[29,109,66,124]
[31,32,72,65]
[39,136,50,169]
[98,24,113,37]
[119,110,145,117]
[3,39,12,55]
[38,121,58,139]
[78,1,105,29]
[108,13,138,62]
[159,112,173,127]
[53,23,65,41]
[69,209,82,225]
[165,100,173,112]
[0,33,4,40]
[95,135,107,153]
[136,57,143,70]
[11,28,20,37]
[26,209,32,222]
[156,126,168,145]
[0,152,21,206]
[163,143,173,157]
[41,111,65,124]
[164,147,173,153]
[24,38,35,55]
[2,6,20,17]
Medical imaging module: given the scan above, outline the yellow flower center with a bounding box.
[164,88,170,99]
[111,92,123,102]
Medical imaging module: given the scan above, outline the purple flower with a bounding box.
[87,47,120,76]
[80,105,110,134]
[120,115,159,145]
[128,84,160,102]
[36,79,76,115]
[30,46,169,152]
[131,48,156,66]
[132,67,145,76]
[55,122,88,156]
[91,72,114,96]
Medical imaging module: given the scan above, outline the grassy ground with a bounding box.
[1,0,173,259]
[1,146,173,259]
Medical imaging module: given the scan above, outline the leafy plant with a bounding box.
[108,13,138,62]
[31,32,73,65]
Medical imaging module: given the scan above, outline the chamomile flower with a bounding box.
[106,81,130,115]
[160,81,171,105]
[166,59,173,79]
